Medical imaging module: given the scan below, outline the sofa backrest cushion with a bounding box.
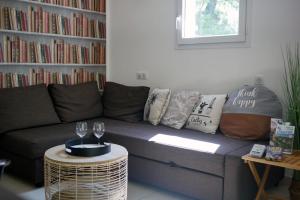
[48,81,103,122]
[0,84,60,134]
[160,90,201,129]
[103,82,150,122]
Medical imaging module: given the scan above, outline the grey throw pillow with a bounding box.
[161,90,201,129]
[48,81,103,122]
[144,88,171,125]
[0,84,60,134]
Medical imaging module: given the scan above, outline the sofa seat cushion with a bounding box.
[102,118,254,177]
[0,117,255,177]
[0,118,108,159]
[0,123,78,159]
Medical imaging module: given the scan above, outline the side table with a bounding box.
[242,152,300,200]
[44,144,128,200]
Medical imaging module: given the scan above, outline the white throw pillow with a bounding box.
[161,90,201,129]
[144,88,171,125]
[186,94,227,134]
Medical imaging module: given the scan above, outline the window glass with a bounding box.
[177,0,247,46]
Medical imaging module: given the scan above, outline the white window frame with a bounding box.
[176,0,248,45]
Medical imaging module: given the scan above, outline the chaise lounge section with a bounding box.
[102,118,284,200]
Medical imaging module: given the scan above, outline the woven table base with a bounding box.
[44,145,128,200]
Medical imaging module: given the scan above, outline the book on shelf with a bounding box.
[31,0,106,13]
[1,35,105,64]
[0,68,106,89]
[0,6,106,39]
[0,43,3,62]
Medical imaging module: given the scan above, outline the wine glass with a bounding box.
[93,122,105,145]
[76,121,88,147]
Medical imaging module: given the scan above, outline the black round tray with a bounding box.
[65,138,111,157]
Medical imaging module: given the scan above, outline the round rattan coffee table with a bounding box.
[44,144,128,200]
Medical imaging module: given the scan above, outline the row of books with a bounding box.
[0,7,28,32]
[0,6,106,38]
[0,36,106,64]
[32,0,106,13]
[72,13,106,38]
[0,68,106,89]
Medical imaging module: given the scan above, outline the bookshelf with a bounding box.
[0,0,106,89]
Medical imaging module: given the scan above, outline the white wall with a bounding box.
[107,0,300,100]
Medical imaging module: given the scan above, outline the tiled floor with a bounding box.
[0,174,193,200]
[0,174,291,200]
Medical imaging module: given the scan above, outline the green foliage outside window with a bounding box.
[195,0,239,36]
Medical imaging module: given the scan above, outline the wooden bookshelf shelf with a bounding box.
[16,0,106,16]
[0,63,106,67]
[0,30,106,42]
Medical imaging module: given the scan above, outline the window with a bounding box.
[176,0,247,46]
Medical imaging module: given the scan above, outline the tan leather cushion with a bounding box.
[220,113,271,140]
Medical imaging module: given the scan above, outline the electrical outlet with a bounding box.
[136,73,142,80]
[255,74,264,86]
[136,72,147,80]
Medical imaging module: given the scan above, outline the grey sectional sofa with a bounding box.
[0,82,284,200]
[0,117,283,200]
